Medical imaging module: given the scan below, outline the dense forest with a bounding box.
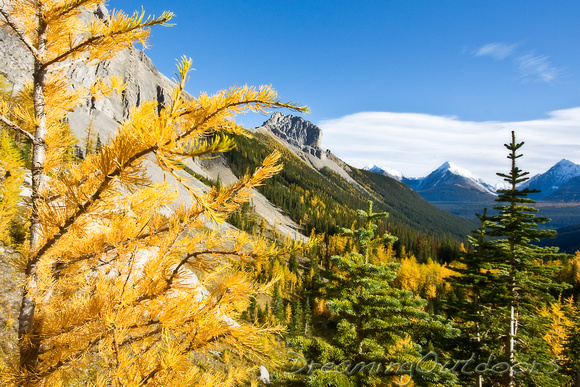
[229,135,580,386]
[225,131,472,264]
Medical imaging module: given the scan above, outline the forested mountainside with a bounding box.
[223,128,475,263]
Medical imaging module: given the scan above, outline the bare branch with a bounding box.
[0,113,35,141]
[46,56,89,73]
[169,250,255,286]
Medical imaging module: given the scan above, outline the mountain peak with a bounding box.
[438,161,453,170]
[418,161,496,195]
[555,158,578,168]
[522,159,580,199]
[363,164,404,181]
[434,161,480,181]
[259,113,323,158]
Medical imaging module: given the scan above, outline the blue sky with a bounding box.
[110,1,580,183]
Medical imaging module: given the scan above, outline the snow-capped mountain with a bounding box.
[363,164,404,182]
[416,162,496,194]
[363,159,580,228]
[521,159,580,200]
[364,161,498,219]
[364,161,496,196]
[363,162,496,194]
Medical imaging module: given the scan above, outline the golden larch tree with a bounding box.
[0,1,307,385]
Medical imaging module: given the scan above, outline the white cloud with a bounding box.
[474,42,559,83]
[318,108,580,184]
[475,43,517,60]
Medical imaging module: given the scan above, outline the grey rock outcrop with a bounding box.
[260,112,323,158]
[0,6,177,144]
[256,112,370,196]
[258,365,270,384]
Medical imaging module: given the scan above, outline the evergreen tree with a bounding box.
[471,132,570,386]
[73,145,84,160]
[289,252,299,273]
[317,201,457,386]
[303,297,313,336]
[562,300,580,387]
[95,134,102,154]
[272,282,285,322]
[289,300,304,336]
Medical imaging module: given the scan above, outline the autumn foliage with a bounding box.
[0,1,306,385]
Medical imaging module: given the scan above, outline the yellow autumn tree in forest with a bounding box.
[0,1,306,385]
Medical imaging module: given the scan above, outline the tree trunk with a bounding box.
[505,283,517,387]
[356,317,364,355]
[474,292,482,387]
[18,5,47,377]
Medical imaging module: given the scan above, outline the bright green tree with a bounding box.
[477,131,570,386]
[310,201,457,386]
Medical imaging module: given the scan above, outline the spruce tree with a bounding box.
[479,131,570,386]
[563,301,580,386]
[272,282,285,322]
[319,201,457,386]
[95,134,102,154]
[289,252,299,273]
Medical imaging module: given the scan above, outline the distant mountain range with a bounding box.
[366,158,580,205]
[365,162,498,220]
[367,162,496,195]
[365,158,580,251]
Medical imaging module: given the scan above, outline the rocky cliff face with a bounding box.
[0,5,177,143]
[256,112,370,194]
[260,112,324,158]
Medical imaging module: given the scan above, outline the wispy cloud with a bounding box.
[318,108,580,184]
[475,43,517,60]
[474,42,559,83]
[515,53,558,82]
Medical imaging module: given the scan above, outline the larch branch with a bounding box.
[42,13,173,69]
[0,8,41,61]
[31,141,162,275]
[41,34,104,69]
[54,224,171,277]
[32,81,297,275]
